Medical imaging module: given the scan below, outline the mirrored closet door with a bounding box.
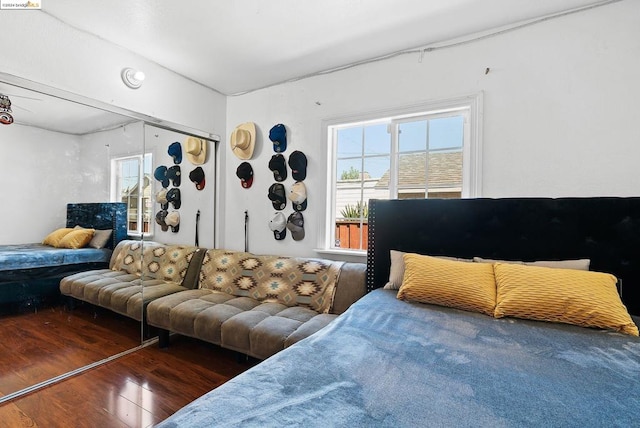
[0,79,146,400]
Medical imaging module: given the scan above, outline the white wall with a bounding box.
[223,1,640,259]
[0,124,82,244]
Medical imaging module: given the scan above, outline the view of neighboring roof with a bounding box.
[375,151,462,189]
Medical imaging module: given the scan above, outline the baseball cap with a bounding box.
[268,154,287,182]
[167,165,181,187]
[268,183,287,210]
[155,210,169,232]
[268,212,287,240]
[154,166,169,188]
[165,211,180,233]
[166,188,181,209]
[288,181,307,212]
[155,188,168,210]
[286,211,305,241]
[189,166,206,190]
[168,142,182,164]
[288,151,307,181]
[269,124,287,153]
[236,162,254,188]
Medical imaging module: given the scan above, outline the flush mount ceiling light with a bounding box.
[121,68,145,89]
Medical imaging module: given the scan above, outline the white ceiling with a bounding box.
[1,0,611,134]
[43,0,610,96]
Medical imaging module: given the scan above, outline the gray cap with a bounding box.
[286,211,304,241]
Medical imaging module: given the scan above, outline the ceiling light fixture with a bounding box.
[121,68,145,89]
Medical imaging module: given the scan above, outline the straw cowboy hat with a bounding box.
[230,122,256,160]
[185,137,207,165]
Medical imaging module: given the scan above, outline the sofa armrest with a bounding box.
[332,262,366,315]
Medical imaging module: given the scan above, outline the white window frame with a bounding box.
[319,93,483,256]
[110,152,153,237]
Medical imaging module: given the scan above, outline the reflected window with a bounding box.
[111,153,152,235]
[327,97,481,252]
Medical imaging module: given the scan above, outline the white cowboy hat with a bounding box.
[185,137,207,165]
[230,122,256,160]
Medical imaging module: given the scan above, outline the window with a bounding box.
[111,153,153,235]
[325,94,482,252]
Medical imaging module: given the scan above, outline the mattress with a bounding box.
[157,289,640,427]
[0,243,111,274]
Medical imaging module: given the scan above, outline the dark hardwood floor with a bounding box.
[0,305,254,427]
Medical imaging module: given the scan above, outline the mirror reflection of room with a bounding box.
[0,83,145,398]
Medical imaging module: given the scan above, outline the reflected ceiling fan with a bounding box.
[0,92,40,125]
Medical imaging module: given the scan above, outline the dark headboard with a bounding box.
[367,198,640,316]
[66,202,127,249]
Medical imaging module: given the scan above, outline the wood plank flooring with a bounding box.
[0,305,255,427]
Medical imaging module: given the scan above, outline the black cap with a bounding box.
[267,183,287,210]
[288,151,307,181]
[189,167,206,190]
[236,162,254,188]
[268,154,287,182]
[166,188,181,209]
[167,165,181,187]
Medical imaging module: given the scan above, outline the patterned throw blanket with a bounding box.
[199,249,345,314]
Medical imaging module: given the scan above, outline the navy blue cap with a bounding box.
[168,142,182,164]
[154,166,169,188]
[269,124,287,153]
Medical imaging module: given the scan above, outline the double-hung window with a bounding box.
[326,95,482,252]
[110,153,153,236]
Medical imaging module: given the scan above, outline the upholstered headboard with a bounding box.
[66,202,127,249]
[366,197,640,316]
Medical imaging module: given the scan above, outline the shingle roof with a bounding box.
[375,151,462,189]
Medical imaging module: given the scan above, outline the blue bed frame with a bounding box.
[0,202,127,312]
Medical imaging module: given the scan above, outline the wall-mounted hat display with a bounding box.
[268,212,287,241]
[269,124,287,153]
[269,154,287,182]
[154,165,169,188]
[230,122,256,160]
[167,165,181,187]
[166,188,181,209]
[165,211,180,233]
[155,210,169,232]
[288,150,307,181]
[185,136,207,165]
[155,188,168,210]
[268,183,287,210]
[236,162,254,189]
[288,181,307,212]
[168,142,182,164]
[286,211,305,241]
[189,166,206,190]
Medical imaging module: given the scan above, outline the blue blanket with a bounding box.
[0,243,111,273]
[158,289,640,427]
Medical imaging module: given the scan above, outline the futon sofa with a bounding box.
[60,240,367,360]
[59,240,205,321]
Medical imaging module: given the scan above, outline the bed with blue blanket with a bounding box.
[158,197,640,427]
[0,202,127,310]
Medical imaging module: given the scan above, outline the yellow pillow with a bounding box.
[42,228,75,247]
[58,228,95,249]
[397,253,496,316]
[494,262,639,336]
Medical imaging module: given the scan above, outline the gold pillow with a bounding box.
[42,228,75,247]
[58,228,95,249]
[494,263,639,336]
[397,253,496,316]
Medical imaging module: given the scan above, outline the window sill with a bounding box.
[314,248,367,261]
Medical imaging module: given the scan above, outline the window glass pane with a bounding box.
[337,127,362,159]
[336,158,362,181]
[363,123,390,156]
[399,121,427,153]
[397,152,426,192]
[427,150,463,198]
[429,116,463,150]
